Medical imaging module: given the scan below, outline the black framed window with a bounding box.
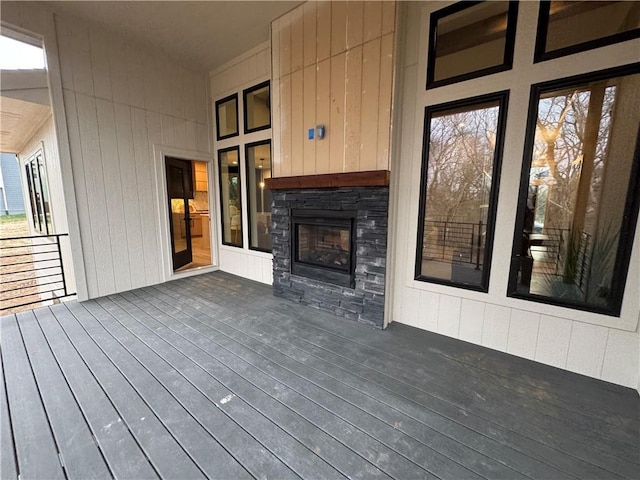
[535,1,640,63]
[215,94,239,140]
[218,146,243,247]
[426,1,518,89]
[415,91,509,291]
[243,81,271,133]
[245,140,272,252]
[508,64,640,316]
[24,151,53,235]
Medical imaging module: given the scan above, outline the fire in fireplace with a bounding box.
[291,209,356,288]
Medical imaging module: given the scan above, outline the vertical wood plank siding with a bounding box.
[272,1,396,177]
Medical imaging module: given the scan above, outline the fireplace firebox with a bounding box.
[291,209,356,288]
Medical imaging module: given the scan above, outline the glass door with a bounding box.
[166,157,194,270]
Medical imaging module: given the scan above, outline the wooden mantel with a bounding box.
[265,171,390,190]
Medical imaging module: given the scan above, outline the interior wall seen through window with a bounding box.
[510,68,640,315]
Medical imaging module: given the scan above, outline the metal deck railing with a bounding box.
[0,233,76,313]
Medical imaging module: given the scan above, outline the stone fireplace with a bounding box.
[268,173,389,328]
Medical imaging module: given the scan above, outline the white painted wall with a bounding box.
[388,1,640,388]
[210,42,274,285]
[17,115,76,293]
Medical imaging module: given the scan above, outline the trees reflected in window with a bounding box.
[416,92,508,291]
[510,67,640,315]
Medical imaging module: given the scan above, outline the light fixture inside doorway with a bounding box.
[258,157,265,189]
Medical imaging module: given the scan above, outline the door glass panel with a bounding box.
[25,163,39,232]
[170,198,188,254]
[191,160,213,268]
[166,158,193,271]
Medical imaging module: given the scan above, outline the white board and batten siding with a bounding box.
[390,2,640,389]
[2,3,210,300]
[55,12,209,298]
[210,42,274,285]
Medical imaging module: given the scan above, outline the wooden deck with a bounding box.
[1,271,638,479]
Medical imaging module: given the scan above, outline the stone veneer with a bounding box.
[271,187,389,328]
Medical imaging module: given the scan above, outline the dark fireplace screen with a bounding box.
[291,210,356,288]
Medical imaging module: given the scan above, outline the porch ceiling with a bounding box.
[40,1,303,71]
[0,95,51,154]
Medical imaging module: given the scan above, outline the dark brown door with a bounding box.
[166,157,194,270]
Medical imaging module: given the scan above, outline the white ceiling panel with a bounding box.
[39,1,302,71]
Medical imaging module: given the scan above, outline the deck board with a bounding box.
[117,290,385,480]
[66,300,250,480]
[251,307,636,475]
[176,275,608,479]
[1,271,638,480]
[33,307,159,479]
[54,302,205,479]
[1,313,65,479]
[91,296,310,480]
[150,282,512,479]
[16,309,112,479]
[177,277,570,479]
[0,338,18,480]
[196,273,640,474]
[144,284,452,479]
[132,287,417,479]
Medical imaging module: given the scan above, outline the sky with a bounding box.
[0,35,45,70]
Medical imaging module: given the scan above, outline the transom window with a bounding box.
[243,81,271,133]
[426,1,518,88]
[535,1,640,62]
[215,94,239,140]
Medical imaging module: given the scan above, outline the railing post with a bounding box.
[476,220,482,270]
[56,234,68,297]
[579,232,589,291]
[442,221,447,259]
